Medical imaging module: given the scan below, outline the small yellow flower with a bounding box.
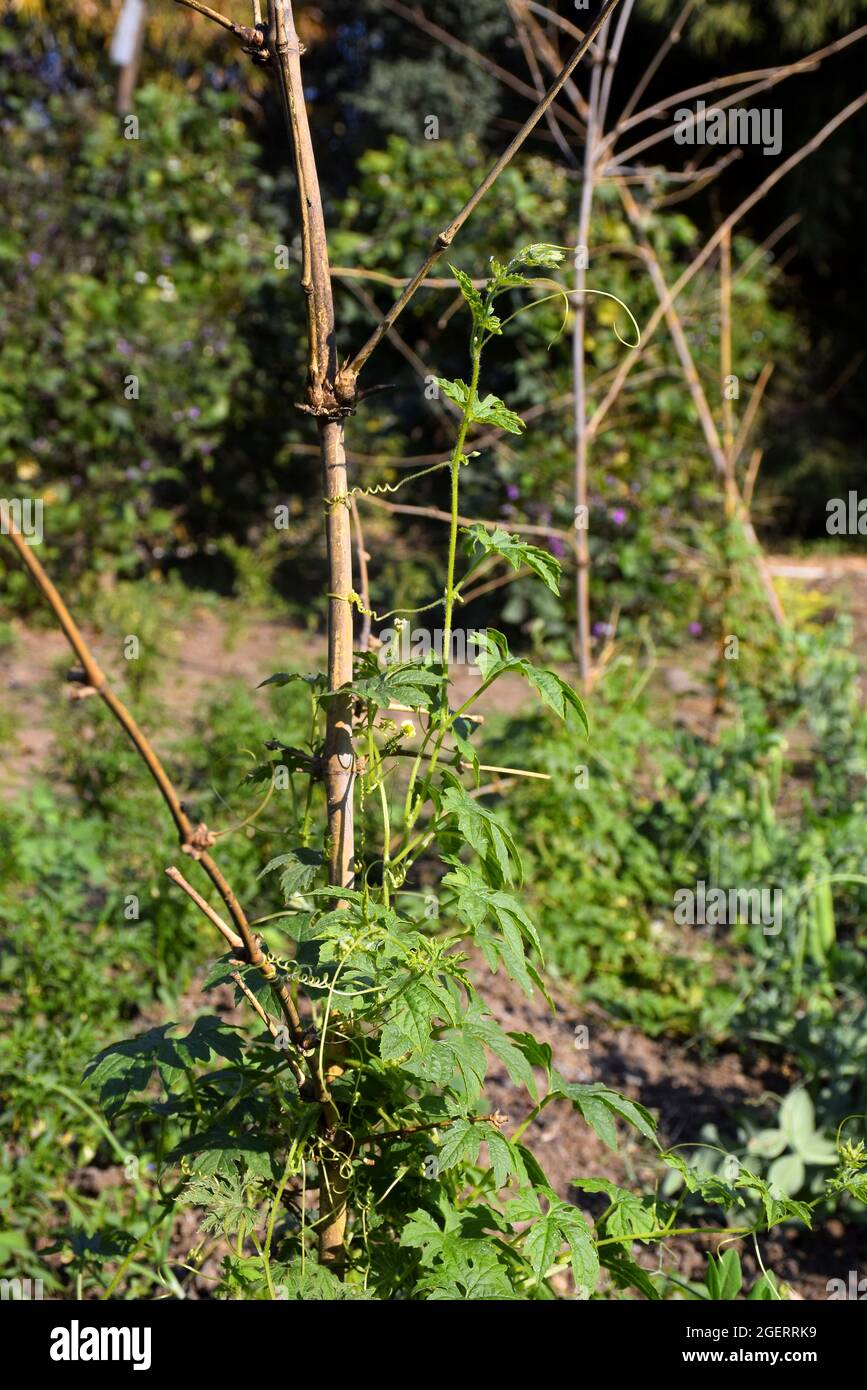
[400,719,416,738]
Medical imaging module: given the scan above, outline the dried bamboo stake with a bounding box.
[615,181,786,629]
[267,0,356,1265]
[4,528,308,1051]
[715,225,735,714]
[572,42,603,691]
[720,226,735,487]
[270,0,355,909]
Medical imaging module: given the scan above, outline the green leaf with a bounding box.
[84,1018,244,1117]
[439,779,522,886]
[555,1078,658,1149]
[463,525,560,594]
[380,972,459,1060]
[779,1089,815,1141]
[259,847,322,898]
[508,1031,553,1086]
[445,865,543,998]
[450,265,501,334]
[438,1119,483,1172]
[257,671,325,689]
[518,1198,599,1294]
[573,1179,658,1242]
[416,1240,517,1300]
[522,1211,562,1282]
[510,243,566,271]
[461,1003,537,1098]
[746,1128,788,1160]
[333,663,445,711]
[706,1249,743,1301]
[748,1272,781,1301]
[518,663,589,732]
[486,1130,517,1189]
[183,1172,265,1240]
[275,1259,375,1300]
[408,1000,536,1104]
[168,1127,275,1179]
[601,1247,661,1300]
[471,632,588,731]
[437,380,525,435]
[469,393,525,434]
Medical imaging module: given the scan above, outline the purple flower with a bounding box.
[500,504,516,518]
[180,340,194,353]
[688,621,703,637]
[548,535,566,559]
[593,621,614,638]
[506,483,520,501]
[199,441,214,455]
[139,459,152,472]
[116,338,132,357]
[610,507,627,526]
[188,406,201,419]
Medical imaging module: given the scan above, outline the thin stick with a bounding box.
[735,213,801,283]
[166,866,244,951]
[517,5,592,123]
[596,0,635,137]
[332,266,486,291]
[346,0,625,380]
[361,493,575,543]
[720,226,734,473]
[271,0,355,1262]
[572,41,602,692]
[604,25,867,167]
[350,498,372,653]
[173,0,266,48]
[743,448,764,513]
[732,361,774,469]
[617,0,697,127]
[230,972,280,1038]
[5,527,308,1045]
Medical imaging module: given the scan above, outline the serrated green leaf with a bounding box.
[439,779,522,886]
[332,663,444,711]
[463,525,560,593]
[438,1119,483,1172]
[450,264,501,334]
[259,847,322,898]
[437,381,525,435]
